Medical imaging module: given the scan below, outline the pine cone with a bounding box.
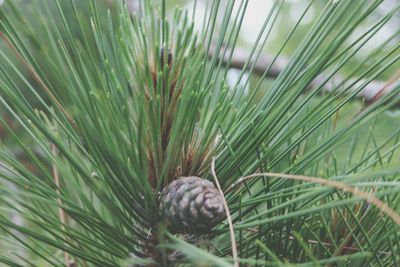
[159,176,225,234]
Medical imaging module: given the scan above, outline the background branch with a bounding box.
[213,46,400,103]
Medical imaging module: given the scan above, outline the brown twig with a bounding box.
[211,157,239,267]
[51,144,74,267]
[229,172,400,226]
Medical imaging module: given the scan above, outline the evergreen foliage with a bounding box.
[0,0,399,266]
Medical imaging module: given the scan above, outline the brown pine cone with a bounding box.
[159,176,225,234]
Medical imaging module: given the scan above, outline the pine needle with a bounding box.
[229,172,400,226]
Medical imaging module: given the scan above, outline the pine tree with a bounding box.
[0,0,400,266]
